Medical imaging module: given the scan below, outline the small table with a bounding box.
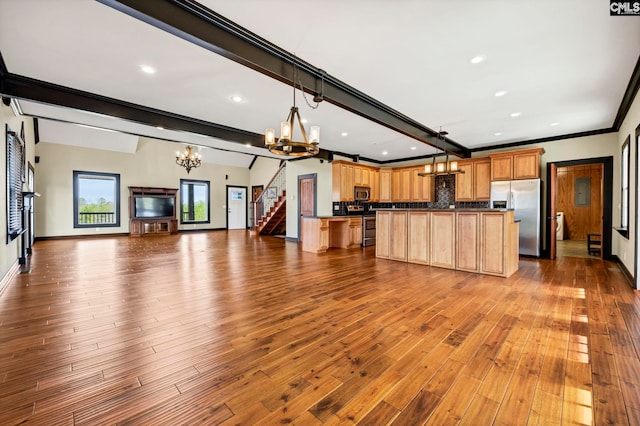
[587,233,601,256]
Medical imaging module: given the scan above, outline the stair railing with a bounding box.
[252,162,286,229]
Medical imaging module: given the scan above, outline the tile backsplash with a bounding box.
[332,174,489,215]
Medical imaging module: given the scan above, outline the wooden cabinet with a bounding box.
[408,211,429,265]
[332,162,354,202]
[392,168,412,202]
[129,186,178,237]
[455,158,491,201]
[348,217,362,247]
[370,169,380,202]
[480,211,519,277]
[379,169,392,202]
[130,219,178,236]
[474,159,492,200]
[411,167,433,202]
[332,161,381,202]
[489,148,544,181]
[376,211,407,261]
[430,211,456,269]
[377,209,519,278]
[302,217,362,253]
[456,212,480,272]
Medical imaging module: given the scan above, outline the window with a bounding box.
[6,127,25,243]
[619,136,630,238]
[180,179,210,223]
[73,171,120,228]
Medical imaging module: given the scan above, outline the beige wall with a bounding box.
[249,156,281,193]
[285,157,333,240]
[34,137,250,237]
[615,89,639,284]
[0,104,36,281]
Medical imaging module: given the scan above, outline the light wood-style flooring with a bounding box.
[0,231,639,425]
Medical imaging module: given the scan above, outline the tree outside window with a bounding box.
[181,179,210,223]
[73,171,120,228]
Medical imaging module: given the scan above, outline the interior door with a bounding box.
[227,186,247,229]
[298,174,316,242]
[549,163,557,260]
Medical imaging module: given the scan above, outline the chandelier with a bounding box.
[265,62,321,157]
[418,130,464,177]
[175,146,201,174]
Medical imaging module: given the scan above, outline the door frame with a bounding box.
[545,156,613,260]
[634,124,639,289]
[226,185,248,230]
[297,173,317,242]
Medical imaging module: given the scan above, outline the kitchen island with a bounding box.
[301,216,362,253]
[376,209,519,277]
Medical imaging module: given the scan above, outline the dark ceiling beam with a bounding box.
[97,0,470,158]
[0,52,337,161]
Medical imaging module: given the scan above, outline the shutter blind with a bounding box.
[6,128,25,242]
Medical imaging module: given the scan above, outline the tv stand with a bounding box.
[129,187,179,237]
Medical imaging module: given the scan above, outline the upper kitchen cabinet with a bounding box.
[379,169,392,202]
[332,161,354,202]
[455,158,491,201]
[392,168,412,202]
[411,166,433,202]
[332,161,380,202]
[488,148,545,181]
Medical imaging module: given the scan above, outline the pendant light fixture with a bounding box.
[175,145,201,174]
[265,60,321,157]
[418,130,464,177]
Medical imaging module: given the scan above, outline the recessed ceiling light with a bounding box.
[494,132,502,136]
[230,95,243,103]
[341,132,348,137]
[510,112,521,117]
[470,55,486,64]
[551,122,559,126]
[382,151,388,155]
[411,146,417,150]
[301,118,308,124]
[140,64,156,74]
[494,91,507,97]
[245,143,252,147]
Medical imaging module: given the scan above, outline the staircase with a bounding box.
[253,162,287,236]
[256,191,286,235]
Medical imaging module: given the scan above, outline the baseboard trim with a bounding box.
[178,228,227,233]
[0,260,20,298]
[615,257,635,288]
[285,236,299,243]
[35,233,130,241]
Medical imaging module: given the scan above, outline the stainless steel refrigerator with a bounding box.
[490,178,542,257]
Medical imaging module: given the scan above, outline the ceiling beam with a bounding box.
[97,0,470,158]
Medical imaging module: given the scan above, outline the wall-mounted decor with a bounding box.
[266,187,277,199]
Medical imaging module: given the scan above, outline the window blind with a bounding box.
[6,128,25,242]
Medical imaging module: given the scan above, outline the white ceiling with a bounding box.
[1,0,639,167]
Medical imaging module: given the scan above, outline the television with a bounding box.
[134,196,175,218]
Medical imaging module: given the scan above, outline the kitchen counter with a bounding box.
[301,216,362,253]
[376,209,519,277]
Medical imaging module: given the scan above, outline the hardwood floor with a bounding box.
[1,231,639,425]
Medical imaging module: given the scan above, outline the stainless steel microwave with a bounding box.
[354,186,370,201]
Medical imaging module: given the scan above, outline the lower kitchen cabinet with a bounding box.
[430,211,456,269]
[376,209,519,277]
[301,217,362,253]
[456,212,480,272]
[376,210,407,261]
[408,211,430,265]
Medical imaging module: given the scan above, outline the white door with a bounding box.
[227,187,247,229]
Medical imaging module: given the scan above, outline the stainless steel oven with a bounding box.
[362,215,376,247]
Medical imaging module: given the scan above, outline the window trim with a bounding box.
[617,136,630,239]
[180,178,210,224]
[73,170,121,228]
